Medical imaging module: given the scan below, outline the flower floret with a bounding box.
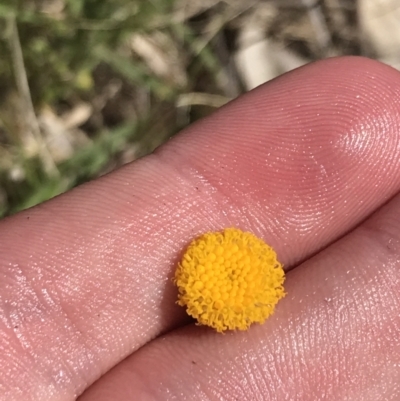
[174,228,285,333]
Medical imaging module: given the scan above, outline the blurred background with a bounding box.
[0,0,399,217]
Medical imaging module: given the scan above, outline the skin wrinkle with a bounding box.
[0,325,33,397]
[131,342,208,401]
[205,347,250,401]
[1,272,86,400]
[310,238,400,400]
[51,245,152,362]
[1,162,212,396]
[246,349,272,401]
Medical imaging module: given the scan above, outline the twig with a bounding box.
[8,15,59,177]
[177,92,232,108]
[301,0,333,55]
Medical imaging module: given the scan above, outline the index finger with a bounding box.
[1,56,400,401]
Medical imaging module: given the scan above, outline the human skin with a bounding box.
[1,56,400,401]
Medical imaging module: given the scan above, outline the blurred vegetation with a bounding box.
[0,0,385,217]
[0,0,232,217]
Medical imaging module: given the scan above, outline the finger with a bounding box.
[2,56,400,401]
[80,185,400,401]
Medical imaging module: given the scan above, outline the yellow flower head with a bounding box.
[174,228,285,333]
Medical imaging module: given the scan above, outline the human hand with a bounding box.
[1,57,400,401]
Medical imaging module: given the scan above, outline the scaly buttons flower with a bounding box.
[174,228,285,333]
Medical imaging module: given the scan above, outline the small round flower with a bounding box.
[174,228,286,333]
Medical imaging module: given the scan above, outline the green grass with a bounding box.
[0,0,228,217]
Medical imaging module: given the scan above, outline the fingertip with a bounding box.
[157,55,400,264]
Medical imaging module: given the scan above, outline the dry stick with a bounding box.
[301,0,333,56]
[8,15,59,177]
[177,92,232,108]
